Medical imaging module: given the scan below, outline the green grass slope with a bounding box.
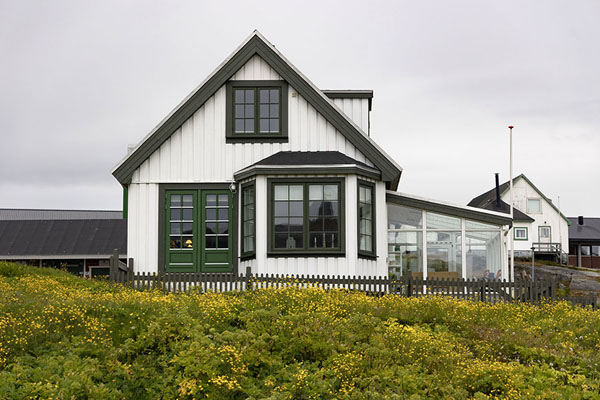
[1,261,599,399]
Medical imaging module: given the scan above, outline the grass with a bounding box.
[1,261,600,399]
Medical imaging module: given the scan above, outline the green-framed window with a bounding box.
[358,180,376,258]
[514,227,528,240]
[268,179,344,256]
[225,80,288,143]
[241,182,256,258]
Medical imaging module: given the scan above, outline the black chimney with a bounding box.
[578,216,584,226]
[495,173,501,207]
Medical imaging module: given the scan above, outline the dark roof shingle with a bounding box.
[568,217,600,241]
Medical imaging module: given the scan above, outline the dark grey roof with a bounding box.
[233,151,381,180]
[568,217,600,242]
[0,209,123,220]
[323,90,373,111]
[478,199,534,222]
[252,151,373,168]
[112,31,402,189]
[0,219,127,258]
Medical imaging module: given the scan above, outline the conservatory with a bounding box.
[386,192,512,281]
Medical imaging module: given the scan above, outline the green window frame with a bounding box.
[538,226,552,241]
[267,178,345,257]
[225,80,288,143]
[514,227,528,241]
[241,181,256,259]
[358,180,376,259]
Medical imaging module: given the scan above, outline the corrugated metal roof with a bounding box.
[0,209,123,220]
[0,219,127,257]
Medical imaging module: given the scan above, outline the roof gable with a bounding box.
[112,31,402,188]
[468,174,569,223]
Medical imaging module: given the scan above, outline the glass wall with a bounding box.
[387,204,504,280]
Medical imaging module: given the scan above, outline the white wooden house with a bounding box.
[112,31,513,280]
[468,174,569,261]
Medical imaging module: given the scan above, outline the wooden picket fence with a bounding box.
[108,251,569,305]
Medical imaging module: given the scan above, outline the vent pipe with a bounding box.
[578,216,584,226]
[495,173,501,207]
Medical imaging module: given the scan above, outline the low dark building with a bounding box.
[0,209,127,277]
[568,216,600,268]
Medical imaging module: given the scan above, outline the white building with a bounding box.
[468,174,569,261]
[112,31,512,280]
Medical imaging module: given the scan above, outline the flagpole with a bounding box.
[509,125,514,282]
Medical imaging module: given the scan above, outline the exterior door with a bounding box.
[165,190,233,273]
[200,191,233,272]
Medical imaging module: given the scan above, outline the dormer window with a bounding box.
[226,80,288,143]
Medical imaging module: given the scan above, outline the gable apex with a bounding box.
[112,31,402,188]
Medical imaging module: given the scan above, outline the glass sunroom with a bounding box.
[386,192,512,280]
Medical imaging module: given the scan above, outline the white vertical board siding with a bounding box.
[331,98,370,135]
[127,55,382,274]
[131,55,374,184]
[501,178,569,252]
[127,183,159,273]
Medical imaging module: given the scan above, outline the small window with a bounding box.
[539,226,551,239]
[581,246,591,256]
[527,199,541,214]
[514,227,528,240]
[241,183,256,258]
[269,180,344,256]
[169,194,194,249]
[358,181,376,257]
[226,80,288,143]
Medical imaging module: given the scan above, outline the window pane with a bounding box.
[244,119,253,132]
[427,231,462,279]
[388,231,423,278]
[217,236,228,249]
[170,208,180,220]
[309,215,323,231]
[309,185,323,201]
[245,89,254,103]
[289,185,303,200]
[206,208,217,220]
[182,208,193,221]
[170,223,181,235]
[270,119,279,132]
[466,220,498,230]
[426,212,461,230]
[218,195,228,206]
[260,104,269,118]
[360,235,372,252]
[235,119,244,133]
[218,209,228,220]
[466,231,501,280]
[235,105,245,118]
[182,223,193,234]
[182,195,193,206]
[206,195,217,206]
[243,221,255,235]
[324,185,338,200]
[289,217,303,231]
[309,233,324,248]
[235,90,245,103]
[244,237,255,252]
[581,246,590,256]
[260,119,269,133]
[170,195,181,206]
[259,89,269,103]
[270,104,279,118]
[205,222,217,234]
[289,201,303,216]
[216,223,228,234]
[269,89,279,103]
[243,104,253,118]
[205,236,216,249]
[274,202,288,217]
[274,185,288,200]
[527,199,541,213]
[388,204,422,229]
[324,217,338,231]
[360,204,372,220]
[170,237,181,249]
[592,246,600,256]
[182,236,193,249]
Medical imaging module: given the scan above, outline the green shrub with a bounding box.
[1,262,600,399]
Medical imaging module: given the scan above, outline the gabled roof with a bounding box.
[0,208,122,220]
[476,199,534,222]
[234,151,381,181]
[0,219,127,258]
[112,31,402,188]
[568,217,600,242]
[467,173,569,223]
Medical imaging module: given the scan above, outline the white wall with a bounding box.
[502,178,569,252]
[127,55,387,275]
[330,97,370,135]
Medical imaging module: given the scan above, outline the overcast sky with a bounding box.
[1,0,598,216]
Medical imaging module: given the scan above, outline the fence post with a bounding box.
[480,280,485,303]
[128,258,134,286]
[245,266,252,291]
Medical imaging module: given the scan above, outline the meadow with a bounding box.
[1,261,599,399]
